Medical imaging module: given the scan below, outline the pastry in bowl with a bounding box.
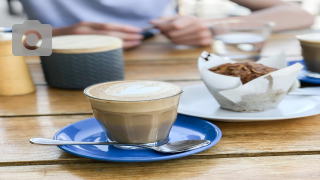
[198,52,303,112]
[209,62,278,84]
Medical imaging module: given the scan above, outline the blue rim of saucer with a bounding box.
[54,115,222,162]
[288,60,320,85]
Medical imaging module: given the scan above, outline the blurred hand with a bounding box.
[151,15,212,46]
[52,22,143,49]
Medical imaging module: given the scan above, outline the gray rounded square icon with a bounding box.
[12,20,52,56]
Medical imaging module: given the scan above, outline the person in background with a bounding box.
[20,0,314,49]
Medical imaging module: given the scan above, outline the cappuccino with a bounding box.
[84,80,183,147]
[296,34,320,75]
[86,80,181,101]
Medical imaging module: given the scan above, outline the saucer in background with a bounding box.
[288,60,320,85]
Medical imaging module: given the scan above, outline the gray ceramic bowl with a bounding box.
[40,35,124,89]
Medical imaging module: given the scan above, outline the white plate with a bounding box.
[178,85,320,122]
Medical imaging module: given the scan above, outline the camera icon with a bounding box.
[12,20,52,56]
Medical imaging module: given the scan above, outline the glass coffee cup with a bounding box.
[296,33,320,78]
[84,80,183,149]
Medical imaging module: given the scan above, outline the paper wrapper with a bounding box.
[198,52,303,112]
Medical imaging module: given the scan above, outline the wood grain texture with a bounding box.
[24,33,302,65]
[124,38,301,62]
[122,32,304,59]
[27,55,303,87]
[0,86,91,117]
[124,60,200,81]
[128,33,301,59]
[27,60,201,86]
[1,155,320,179]
[124,44,212,61]
[0,81,203,117]
[1,114,320,165]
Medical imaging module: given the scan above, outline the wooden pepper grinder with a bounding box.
[0,33,35,96]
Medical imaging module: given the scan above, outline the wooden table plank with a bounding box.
[24,32,304,87]
[28,54,303,87]
[1,155,320,179]
[25,33,302,65]
[1,114,320,165]
[124,44,211,61]
[0,86,91,117]
[28,60,201,86]
[124,38,301,61]
[126,60,201,81]
[0,81,203,117]
[0,71,316,117]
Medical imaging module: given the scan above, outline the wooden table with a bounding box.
[1,31,320,179]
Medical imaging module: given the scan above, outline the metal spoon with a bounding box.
[30,138,211,153]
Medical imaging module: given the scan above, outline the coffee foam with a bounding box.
[297,33,320,43]
[86,81,182,101]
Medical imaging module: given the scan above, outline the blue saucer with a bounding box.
[288,60,320,85]
[54,115,222,162]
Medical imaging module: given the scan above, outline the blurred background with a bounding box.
[1,0,319,29]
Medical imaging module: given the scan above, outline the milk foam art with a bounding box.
[108,85,161,96]
[198,52,303,112]
[86,80,182,101]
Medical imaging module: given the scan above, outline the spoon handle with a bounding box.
[30,138,143,146]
